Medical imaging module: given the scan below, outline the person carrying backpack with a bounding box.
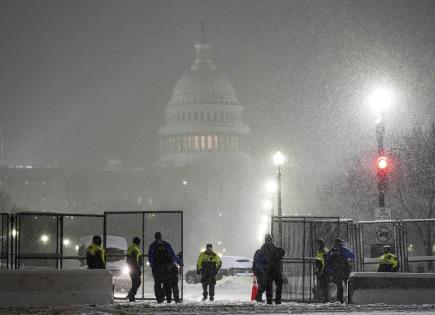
[324,238,355,304]
[148,232,182,303]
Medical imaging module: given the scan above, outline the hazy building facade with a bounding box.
[0,32,258,264]
[152,34,256,262]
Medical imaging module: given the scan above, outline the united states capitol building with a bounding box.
[0,31,259,259]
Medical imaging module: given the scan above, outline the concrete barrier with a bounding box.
[348,272,435,305]
[0,269,113,306]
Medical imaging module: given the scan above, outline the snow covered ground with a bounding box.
[0,276,434,314]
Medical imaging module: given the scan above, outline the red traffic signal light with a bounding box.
[377,156,388,170]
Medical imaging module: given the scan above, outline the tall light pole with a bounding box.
[273,151,285,247]
[369,87,393,209]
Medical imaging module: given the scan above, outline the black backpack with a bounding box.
[331,247,351,278]
[155,242,172,266]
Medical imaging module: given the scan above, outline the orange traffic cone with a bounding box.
[251,276,258,301]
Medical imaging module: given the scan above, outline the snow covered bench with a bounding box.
[348,272,435,305]
[0,269,113,306]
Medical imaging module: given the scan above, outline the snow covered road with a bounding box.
[1,301,435,315]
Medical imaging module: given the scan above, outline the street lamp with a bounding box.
[273,151,285,247]
[368,87,394,209]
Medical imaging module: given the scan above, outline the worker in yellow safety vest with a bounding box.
[126,237,142,302]
[86,235,106,269]
[197,243,222,301]
[315,238,329,303]
[377,245,398,272]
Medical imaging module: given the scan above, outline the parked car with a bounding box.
[185,256,253,284]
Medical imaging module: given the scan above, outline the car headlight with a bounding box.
[122,265,130,275]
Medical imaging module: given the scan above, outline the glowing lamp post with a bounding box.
[368,87,394,209]
[273,151,285,247]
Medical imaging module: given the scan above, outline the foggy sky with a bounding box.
[1,0,435,174]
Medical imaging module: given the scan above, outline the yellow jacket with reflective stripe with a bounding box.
[127,243,142,266]
[86,243,106,268]
[378,253,398,270]
[197,251,222,272]
[315,248,328,273]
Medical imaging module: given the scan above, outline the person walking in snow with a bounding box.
[315,238,329,302]
[197,243,222,301]
[324,238,355,304]
[148,232,182,303]
[126,236,142,302]
[253,234,285,304]
[167,252,183,303]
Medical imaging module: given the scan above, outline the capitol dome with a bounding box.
[157,34,250,168]
[170,69,239,106]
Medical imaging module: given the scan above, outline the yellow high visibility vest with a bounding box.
[87,243,106,264]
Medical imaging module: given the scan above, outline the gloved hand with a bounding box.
[196,269,200,275]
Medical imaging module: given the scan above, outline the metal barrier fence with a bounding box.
[271,216,354,302]
[104,211,183,300]
[1,214,8,269]
[354,220,405,272]
[355,219,435,273]
[11,212,104,269]
[401,219,435,273]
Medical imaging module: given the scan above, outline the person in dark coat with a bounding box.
[324,238,355,304]
[253,234,285,304]
[168,252,183,303]
[86,235,105,269]
[148,232,182,303]
[315,238,329,302]
[252,241,268,302]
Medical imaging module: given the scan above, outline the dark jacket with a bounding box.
[254,243,285,276]
[148,240,181,271]
[253,248,268,276]
[324,245,355,279]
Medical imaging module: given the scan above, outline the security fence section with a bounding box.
[401,219,435,273]
[354,220,404,272]
[11,212,104,269]
[104,211,183,300]
[1,214,8,269]
[355,219,435,273]
[271,216,354,302]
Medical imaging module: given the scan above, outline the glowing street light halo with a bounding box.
[273,151,285,166]
[263,199,273,211]
[368,86,394,116]
[265,180,278,193]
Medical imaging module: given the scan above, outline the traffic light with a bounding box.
[376,155,391,207]
[376,156,389,173]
